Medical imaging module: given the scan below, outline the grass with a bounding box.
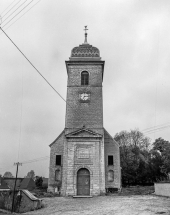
[33,186,155,197]
[119,186,155,195]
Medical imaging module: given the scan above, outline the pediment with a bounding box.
[66,128,102,138]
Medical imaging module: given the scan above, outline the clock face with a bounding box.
[80,93,89,101]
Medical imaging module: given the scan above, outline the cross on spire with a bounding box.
[84,26,88,44]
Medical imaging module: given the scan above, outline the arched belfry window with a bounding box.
[81,71,89,85]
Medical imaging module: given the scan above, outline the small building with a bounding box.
[18,190,42,213]
[3,177,35,191]
[48,30,121,196]
[0,177,10,191]
[3,178,23,190]
[19,178,35,191]
[1,190,42,213]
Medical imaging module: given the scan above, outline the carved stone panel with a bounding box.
[75,144,93,165]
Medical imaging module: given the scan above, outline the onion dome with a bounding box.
[69,26,101,61]
[71,44,100,58]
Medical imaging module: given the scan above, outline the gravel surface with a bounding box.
[22,195,170,215]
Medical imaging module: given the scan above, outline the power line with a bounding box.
[22,156,49,165]
[1,0,22,19]
[2,0,28,24]
[2,0,42,31]
[144,125,170,135]
[142,122,170,132]
[0,156,49,172]
[0,165,14,170]
[142,122,170,134]
[0,27,67,104]
[2,0,32,28]
[144,125,170,133]
[17,61,24,162]
[0,0,17,15]
[0,165,15,173]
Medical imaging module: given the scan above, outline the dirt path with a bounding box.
[23,195,170,215]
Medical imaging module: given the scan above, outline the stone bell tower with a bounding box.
[48,27,121,196]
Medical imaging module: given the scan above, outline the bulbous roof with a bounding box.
[70,43,100,58]
[69,27,101,61]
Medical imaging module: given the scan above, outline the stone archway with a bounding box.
[77,168,90,196]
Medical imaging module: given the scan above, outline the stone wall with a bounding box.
[65,138,105,196]
[0,190,42,213]
[104,129,121,189]
[19,191,42,213]
[48,130,65,193]
[48,55,121,196]
[48,130,106,196]
[154,183,170,197]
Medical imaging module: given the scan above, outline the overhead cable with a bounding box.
[2,0,41,31]
[22,156,50,164]
[1,0,22,19]
[0,0,17,15]
[0,27,67,103]
[2,0,33,28]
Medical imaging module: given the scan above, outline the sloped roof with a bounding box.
[0,177,10,190]
[104,128,119,147]
[19,178,35,189]
[3,178,23,189]
[49,130,65,147]
[22,190,39,201]
[66,127,102,138]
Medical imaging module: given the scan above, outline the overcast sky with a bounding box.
[0,0,170,177]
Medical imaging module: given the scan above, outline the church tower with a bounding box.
[48,28,121,196]
[65,28,104,134]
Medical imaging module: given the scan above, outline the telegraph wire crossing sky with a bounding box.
[0,0,170,177]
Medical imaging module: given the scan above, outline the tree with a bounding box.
[114,129,151,185]
[3,171,14,178]
[25,170,35,179]
[148,148,165,182]
[152,138,170,177]
[35,176,43,188]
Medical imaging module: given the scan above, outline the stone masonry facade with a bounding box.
[48,37,121,196]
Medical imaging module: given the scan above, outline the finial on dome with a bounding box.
[84,26,88,44]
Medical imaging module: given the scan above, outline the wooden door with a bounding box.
[77,168,90,196]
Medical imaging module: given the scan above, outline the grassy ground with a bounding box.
[24,193,170,215]
[33,186,155,198]
[0,186,156,215]
[119,186,155,195]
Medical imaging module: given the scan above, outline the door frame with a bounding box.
[76,166,92,196]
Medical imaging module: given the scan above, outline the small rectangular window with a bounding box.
[56,155,61,166]
[55,169,61,181]
[81,71,89,86]
[108,155,114,166]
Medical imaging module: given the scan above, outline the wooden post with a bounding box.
[11,162,22,213]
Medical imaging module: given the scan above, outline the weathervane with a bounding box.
[84,26,88,44]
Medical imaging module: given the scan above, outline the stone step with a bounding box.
[73,195,93,198]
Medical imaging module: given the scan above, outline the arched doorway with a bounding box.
[77,168,90,196]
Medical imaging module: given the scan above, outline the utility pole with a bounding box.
[11,162,22,213]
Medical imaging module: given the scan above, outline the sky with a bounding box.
[0,0,170,178]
